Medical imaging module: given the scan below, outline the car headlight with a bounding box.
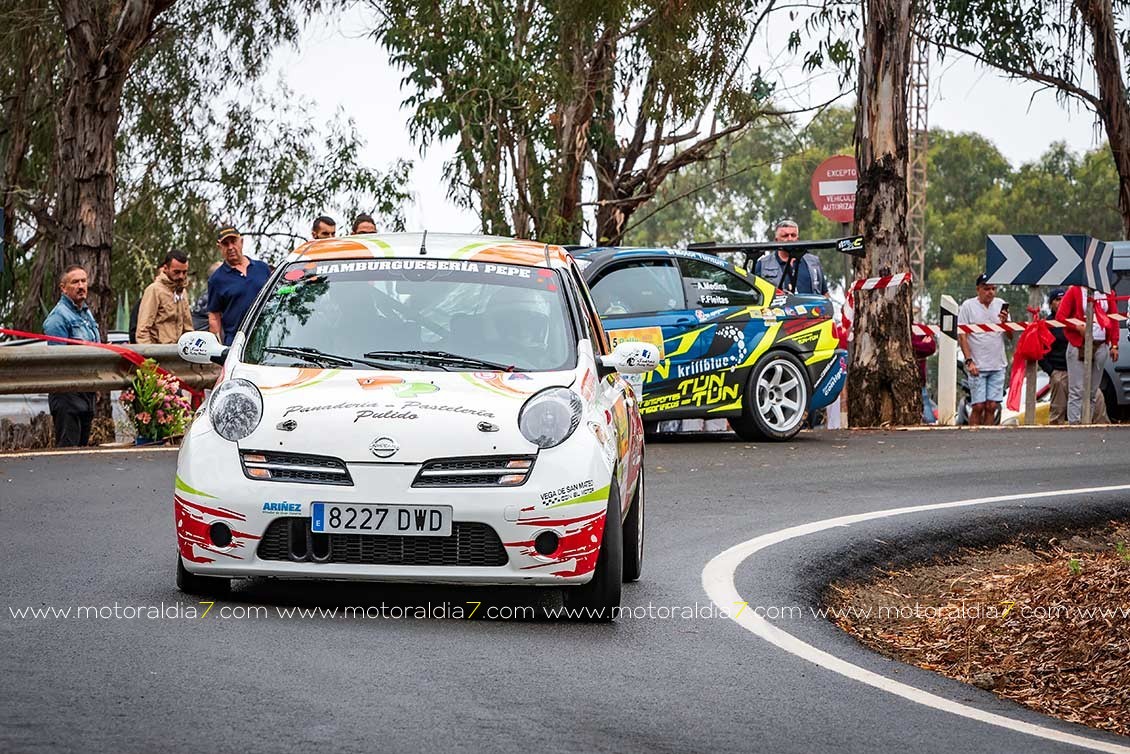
[519,387,582,449]
[209,378,263,442]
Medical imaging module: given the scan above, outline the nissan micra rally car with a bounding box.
[174,233,658,618]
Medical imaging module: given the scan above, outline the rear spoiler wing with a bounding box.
[687,235,866,259]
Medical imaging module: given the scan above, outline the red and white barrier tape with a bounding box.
[841,271,1128,340]
[912,314,1128,337]
[841,271,913,341]
[849,271,914,292]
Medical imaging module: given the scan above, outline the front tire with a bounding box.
[562,484,623,621]
[731,351,810,441]
[176,555,231,596]
[622,467,645,582]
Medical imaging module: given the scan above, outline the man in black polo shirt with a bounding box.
[206,224,271,345]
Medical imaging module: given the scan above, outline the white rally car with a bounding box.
[174,233,657,617]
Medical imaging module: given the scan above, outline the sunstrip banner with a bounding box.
[0,327,205,404]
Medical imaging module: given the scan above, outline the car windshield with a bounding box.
[244,258,576,371]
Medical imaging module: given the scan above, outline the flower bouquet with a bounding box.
[119,359,192,443]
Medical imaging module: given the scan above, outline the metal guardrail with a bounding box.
[0,344,220,394]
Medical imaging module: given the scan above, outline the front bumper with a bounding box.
[174,432,612,586]
[809,348,848,410]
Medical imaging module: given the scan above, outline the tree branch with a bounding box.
[931,38,1102,110]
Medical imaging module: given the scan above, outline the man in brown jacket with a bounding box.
[137,250,193,344]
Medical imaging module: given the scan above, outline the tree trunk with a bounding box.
[55,55,121,340]
[550,30,613,244]
[54,0,172,339]
[1077,0,1130,239]
[848,0,922,426]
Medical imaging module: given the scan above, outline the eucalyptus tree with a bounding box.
[1,0,409,335]
[369,0,780,245]
[932,0,1130,237]
[848,0,921,426]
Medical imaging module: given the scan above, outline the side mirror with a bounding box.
[599,341,660,375]
[177,331,228,366]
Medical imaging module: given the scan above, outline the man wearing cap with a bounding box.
[207,225,272,346]
[753,219,829,295]
[958,274,1012,425]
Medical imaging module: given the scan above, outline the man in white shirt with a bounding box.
[958,274,1012,425]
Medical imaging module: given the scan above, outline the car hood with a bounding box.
[229,364,573,463]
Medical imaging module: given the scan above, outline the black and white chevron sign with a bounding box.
[985,234,1113,292]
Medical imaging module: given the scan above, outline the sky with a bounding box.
[271,6,1105,240]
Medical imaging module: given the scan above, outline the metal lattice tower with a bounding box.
[908,31,929,300]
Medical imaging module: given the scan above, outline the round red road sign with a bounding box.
[810,155,857,224]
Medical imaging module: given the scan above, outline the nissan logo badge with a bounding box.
[370,437,399,458]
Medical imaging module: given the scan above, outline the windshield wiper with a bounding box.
[365,350,516,372]
[263,346,417,371]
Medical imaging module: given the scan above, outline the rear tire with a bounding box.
[176,555,231,596]
[562,485,622,621]
[730,351,810,442]
[622,467,645,582]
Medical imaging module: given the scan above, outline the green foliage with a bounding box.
[627,104,1122,315]
[626,105,858,288]
[628,106,855,243]
[369,0,778,244]
[924,137,1121,318]
[928,0,1130,236]
[1067,557,1083,575]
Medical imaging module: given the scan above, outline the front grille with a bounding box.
[413,455,536,487]
[256,517,508,567]
[240,450,353,486]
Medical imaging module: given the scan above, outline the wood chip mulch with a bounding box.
[826,525,1130,737]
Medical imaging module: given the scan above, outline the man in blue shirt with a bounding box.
[206,224,272,345]
[42,264,101,446]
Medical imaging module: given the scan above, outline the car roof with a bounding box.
[570,245,739,271]
[287,232,574,269]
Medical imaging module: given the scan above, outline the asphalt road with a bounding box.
[2,428,1128,754]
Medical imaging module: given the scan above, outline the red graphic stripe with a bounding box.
[174,494,246,521]
[505,509,607,578]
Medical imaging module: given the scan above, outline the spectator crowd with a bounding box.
[33,213,1126,445]
[41,212,385,444]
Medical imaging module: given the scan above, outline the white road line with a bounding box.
[702,484,1130,754]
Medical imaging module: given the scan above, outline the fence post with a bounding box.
[1023,285,1041,425]
[938,294,959,424]
[1082,291,1095,424]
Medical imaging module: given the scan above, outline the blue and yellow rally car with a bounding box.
[571,243,848,441]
